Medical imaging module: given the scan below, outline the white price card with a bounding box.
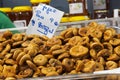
[26,4,64,38]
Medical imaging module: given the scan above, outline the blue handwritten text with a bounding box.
[42,5,57,14]
[36,10,44,19]
[37,22,54,35]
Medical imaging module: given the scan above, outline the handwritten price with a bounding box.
[27,4,64,38]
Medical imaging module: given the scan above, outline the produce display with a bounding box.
[0,22,120,79]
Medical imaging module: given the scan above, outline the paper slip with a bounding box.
[26,3,64,38]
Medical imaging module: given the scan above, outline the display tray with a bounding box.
[1,18,120,80]
[19,73,120,80]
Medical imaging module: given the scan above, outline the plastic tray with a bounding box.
[19,73,120,80]
[1,18,120,80]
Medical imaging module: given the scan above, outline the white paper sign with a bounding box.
[26,4,64,38]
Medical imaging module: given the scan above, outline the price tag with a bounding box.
[26,4,64,38]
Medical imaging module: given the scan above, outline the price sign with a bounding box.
[26,4,64,38]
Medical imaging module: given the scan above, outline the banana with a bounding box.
[64,30,73,38]
[4,44,11,52]
[90,42,104,52]
[52,49,66,55]
[68,36,81,45]
[58,52,70,60]
[114,46,120,56]
[33,54,48,66]
[49,58,62,67]
[60,29,68,37]
[2,30,12,39]
[104,29,113,41]
[46,37,62,47]
[95,62,104,71]
[17,68,33,78]
[46,71,59,76]
[31,37,43,45]
[26,60,37,71]
[75,60,84,72]
[13,49,22,60]
[109,38,120,46]
[103,42,113,53]
[70,45,88,57]
[12,33,23,41]
[16,52,26,62]
[19,54,31,66]
[5,59,16,65]
[4,53,12,59]
[73,27,78,36]
[92,37,100,43]
[3,64,17,77]
[106,61,118,70]
[97,49,111,57]
[44,54,54,59]
[97,24,106,32]
[88,21,98,27]
[27,34,40,39]
[97,57,106,66]
[107,28,116,36]
[53,35,64,41]
[91,30,102,39]
[62,58,74,72]
[27,49,38,57]
[82,61,96,73]
[21,41,30,47]
[12,41,23,47]
[107,53,120,61]
[0,36,6,42]
[78,36,89,45]
[69,70,78,75]
[1,44,11,56]
[41,67,56,75]
[49,45,61,52]
[0,43,3,52]
[90,49,97,60]
[39,35,49,41]
[78,27,88,36]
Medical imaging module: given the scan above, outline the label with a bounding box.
[93,0,106,10]
[13,20,27,32]
[26,4,64,38]
[69,3,83,14]
[13,20,26,27]
[114,9,119,18]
